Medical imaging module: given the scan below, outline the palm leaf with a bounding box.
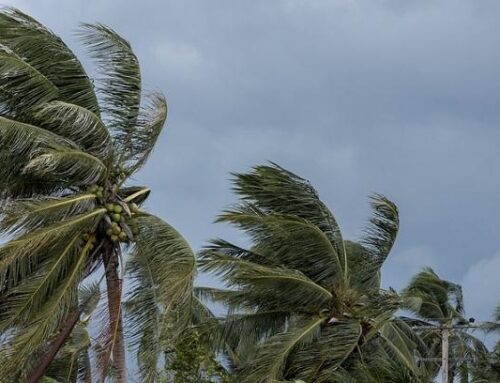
[78,23,141,156]
[0,193,96,235]
[33,101,112,161]
[0,237,94,378]
[0,7,100,114]
[126,212,196,382]
[0,208,105,288]
[237,316,324,383]
[124,92,167,174]
[23,147,107,186]
[0,46,58,115]
[232,163,347,275]
[217,204,344,286]
[198,250,333,311]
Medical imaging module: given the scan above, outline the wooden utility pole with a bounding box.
[441,327,450,383]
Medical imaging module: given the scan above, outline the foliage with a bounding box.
[0,7,194,382]
[196,163,431,383]
[160,330,231,383]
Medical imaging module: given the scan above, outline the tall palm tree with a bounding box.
[0,8,195,382]
[197,163,430,383]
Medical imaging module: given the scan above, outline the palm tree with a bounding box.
[471,304,500,382]
[0,8,195,382]
[401,268,488,383]
[197,163,430,383]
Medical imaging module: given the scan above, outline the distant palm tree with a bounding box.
[401,268,488,383]
[197,163,430,382]
[0,8,195,382]
[471,304,500,382]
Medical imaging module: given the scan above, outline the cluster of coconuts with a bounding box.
[104,202,140,243]
[81,233,97,251]
[87,184,105,198]
[86,183,141,244]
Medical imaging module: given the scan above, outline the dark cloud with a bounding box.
[10,0,500,323]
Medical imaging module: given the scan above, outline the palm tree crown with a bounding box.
[197,163,435,383]
[0,8,195,382]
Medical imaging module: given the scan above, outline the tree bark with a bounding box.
[28,309,80,383]
[103,247,127,383]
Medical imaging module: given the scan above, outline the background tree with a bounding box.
[401,268,488,383]
[196,163,432,383]
[0,8,195,382]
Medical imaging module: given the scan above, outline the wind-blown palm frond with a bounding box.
[23,147,107,186]
[0,238,94,379]
[126,213,196,382]
[286,321,362,381]
[0,193,96,234]
[232,163,347,275]
[237,316,324,383]
[78,23,141,157]
[33,101,112,161]
[0,46,58,116]
[0,209,105,288]
[0,7,99,114]
[199,250,333,311]
[402,267,464,322]
[352,194,399,291]
[216,204,344,287]
[124,92,167,174]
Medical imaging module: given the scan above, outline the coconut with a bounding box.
[112,226,122,235]
[112,213,121,222]
[110,234,119,242]
[119,232,127,241]
[95,191,103,198]
[105,203,114,212]
[113,205,123,214]
[130,203,139,213]
[106,228,113,236]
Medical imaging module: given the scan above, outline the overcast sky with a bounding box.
[8,0,500,331]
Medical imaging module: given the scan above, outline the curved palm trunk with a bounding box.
[28,309,80,383]
[103,247,127,383]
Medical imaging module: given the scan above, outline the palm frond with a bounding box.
[0,237,93,377]
[78,23,141,156]
[0,208,105,288]
[0,193,96,235]
[122,92,167,174]
[286,321,362,381]
[0,46,58,115]
[33,101,112,161]
[0,7,100,114]
[0,115,79,198]
[198,250,333,311]
[237,316,324,383]
[216,204,344,286]
[232,163,347,273]
[23,147,107,186]
[126,212,196,381]
[0,234,81,332]
[356,194,399,289]
[402,268,464,323]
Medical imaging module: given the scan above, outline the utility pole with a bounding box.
[441,326,449,383]
[412,321,481,383]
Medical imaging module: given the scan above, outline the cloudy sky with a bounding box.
[9,0,500,329]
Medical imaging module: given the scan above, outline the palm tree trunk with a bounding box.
[103,246,127,383]
[28,309,80,383]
